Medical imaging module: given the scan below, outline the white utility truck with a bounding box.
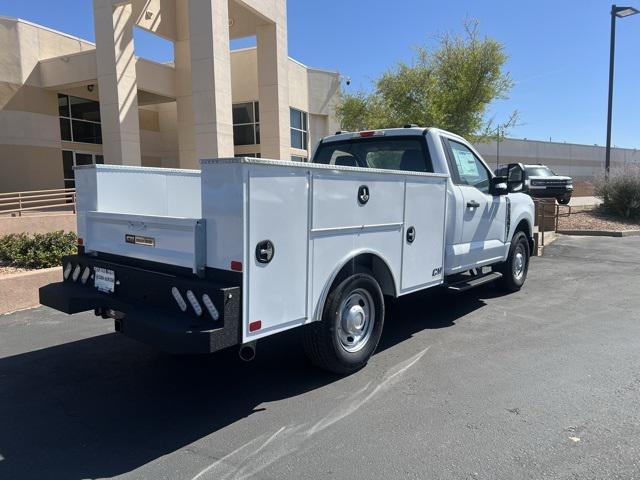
[40,127,534,374]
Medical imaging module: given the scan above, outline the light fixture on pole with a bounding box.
[605,4,639,177]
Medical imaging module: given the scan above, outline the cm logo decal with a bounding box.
[432,267,443,277]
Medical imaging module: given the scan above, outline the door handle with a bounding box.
[466,200,480,209]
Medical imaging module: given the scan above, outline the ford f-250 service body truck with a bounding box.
[40,127,534,374]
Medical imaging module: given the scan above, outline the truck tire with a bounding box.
[496,231,530,293]
[557,196,571,205]
[303,273,385,375]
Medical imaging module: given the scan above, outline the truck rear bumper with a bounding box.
[39,255,241,354]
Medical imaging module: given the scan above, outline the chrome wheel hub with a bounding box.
[513,247,526,280]
[338,289,375,353]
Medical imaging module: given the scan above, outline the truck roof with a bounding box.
[320,126,467,145]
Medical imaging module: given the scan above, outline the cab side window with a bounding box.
[446,140,491,193]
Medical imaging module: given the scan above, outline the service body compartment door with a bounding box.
[401,178,447,292]
[246,167,309,340]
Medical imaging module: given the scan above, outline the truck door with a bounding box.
[443,138,507,270]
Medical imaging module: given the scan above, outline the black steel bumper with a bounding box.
[528,187,573,198]
[39,254,241,354]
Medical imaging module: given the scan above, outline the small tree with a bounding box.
[335,20,517,141]
[595,164,640,220]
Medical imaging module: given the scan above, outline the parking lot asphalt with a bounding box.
[1,235,640,480]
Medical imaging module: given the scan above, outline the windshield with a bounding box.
[313,137,432,173]
[526,166,555,177]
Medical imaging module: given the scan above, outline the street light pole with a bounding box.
[605,6,618,178]
[605,4,639,178]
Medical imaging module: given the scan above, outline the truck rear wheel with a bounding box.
[496,231,530,293]
[303,273,385,375]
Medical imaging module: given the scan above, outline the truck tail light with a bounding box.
[186,290,203,316]
[171,287,187,312]
[81,266,91,284]
[202,294,220,321]
[63,262,73,280]
[230,261,243,272]
[72,265,82,282]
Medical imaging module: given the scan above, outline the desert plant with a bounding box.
[0,231,77,270]
[595,164,640,220]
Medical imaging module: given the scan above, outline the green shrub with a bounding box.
[0,231,77,270]
[595,164,640,220]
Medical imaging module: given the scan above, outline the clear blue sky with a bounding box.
[1,0,639,148]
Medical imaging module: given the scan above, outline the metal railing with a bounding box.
[0,188,76,216]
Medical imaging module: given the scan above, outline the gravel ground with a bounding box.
[0,265,29,275]
[557,208,640,232]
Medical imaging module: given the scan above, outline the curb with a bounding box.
[557,230,640,238]
[0,267,61,315]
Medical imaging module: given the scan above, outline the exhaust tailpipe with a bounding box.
[238,342,256,362]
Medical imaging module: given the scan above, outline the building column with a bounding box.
[257,3,290,160]
[188,0,235,166]
[93,0,141,165]
[175,0,197,168]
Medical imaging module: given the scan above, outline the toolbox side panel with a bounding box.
[245,166,309,340]
[201,162,245,271]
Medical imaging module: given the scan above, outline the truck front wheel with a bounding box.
[495,231,530,293]
[303,273,385,375]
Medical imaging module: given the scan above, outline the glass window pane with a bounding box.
[232,103,254,124]
[59,118,72,141]
[58,94,70,117]
[449,140,490,192]
[62,151,74,179]
[303,132,308,150]
[72,120,102,144]
[291,129,303,149]
[70,96,101,122]
[75,153,93,166]
[291,155,306,162]
[290,108,302,130]
[233,124,256,145]
[254,102,259,122]
[302,112,308,131]
[255,123,260,145]
[95,155,104,165]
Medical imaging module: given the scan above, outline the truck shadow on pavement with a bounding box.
[0,286,492,480]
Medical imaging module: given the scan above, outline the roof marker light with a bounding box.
[171,287,187,312]
[72,265,82,282]
[202,294,220,321]
[356,130,385,138]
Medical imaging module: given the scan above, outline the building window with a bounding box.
[291,155,306,162]
[242,153,262,158]
[290,108,308,150]
[233,101,260,146]
[62,150,104,189]
[58,94,102,144]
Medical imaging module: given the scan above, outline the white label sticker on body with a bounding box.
[94,267,115,293]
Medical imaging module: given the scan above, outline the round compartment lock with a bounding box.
[357,185,370,205]
[406,226,416,244]
[256,240,275,264]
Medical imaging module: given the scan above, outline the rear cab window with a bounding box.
[313,137,433,173]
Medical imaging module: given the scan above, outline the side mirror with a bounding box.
[506,163,526,193]
[490,176,508,196]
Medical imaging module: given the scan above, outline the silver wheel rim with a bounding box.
[337,288,375,353]
[513,245,526,280]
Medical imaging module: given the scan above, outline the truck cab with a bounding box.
[312,127,535,277]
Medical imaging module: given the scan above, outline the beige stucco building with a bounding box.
[0,0,340,193]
